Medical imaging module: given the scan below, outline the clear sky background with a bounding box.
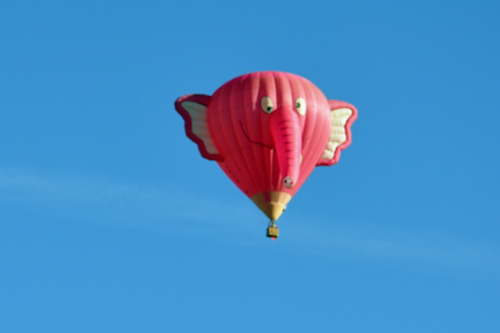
[1,1,499,331]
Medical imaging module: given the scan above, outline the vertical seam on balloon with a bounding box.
[243,75,265,195]
[223,82,248,192]
[259,72,272,193]
[295,79,312,191]
[228,79,258,196]
[290,77,307,181]
[295,80,321,193]
[285,74,301,194]
[272,72,282,191]
[252,74,269,194]
[309,89,330,178]
[283,72,297,187]
[212,88,237,189]
[215,85,246,194]
[309,87,326,177]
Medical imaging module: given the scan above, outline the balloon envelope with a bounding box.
[175,71,357,221]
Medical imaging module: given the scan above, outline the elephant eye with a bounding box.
[260,96,274,114]
[295,97,306,116]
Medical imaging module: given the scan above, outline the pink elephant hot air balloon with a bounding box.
[175,71,357,238]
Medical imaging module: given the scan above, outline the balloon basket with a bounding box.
[266,221,279,239]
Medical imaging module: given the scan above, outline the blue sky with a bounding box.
[1,0,499,331]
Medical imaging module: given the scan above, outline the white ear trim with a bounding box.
[321,108,353,160]
[181,101,219,155]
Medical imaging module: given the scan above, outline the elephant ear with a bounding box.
[316,100,357,166]
[174,94,223,161]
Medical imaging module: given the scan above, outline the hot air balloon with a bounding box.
[175,71,357,239]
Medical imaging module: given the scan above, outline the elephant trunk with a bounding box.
[270,108,302,189]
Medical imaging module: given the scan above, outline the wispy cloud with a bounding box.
[0,166,256,232]
[1,166,499,275]
[284,219,500,275]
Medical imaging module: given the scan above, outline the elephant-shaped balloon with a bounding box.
[175,71,357,222]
